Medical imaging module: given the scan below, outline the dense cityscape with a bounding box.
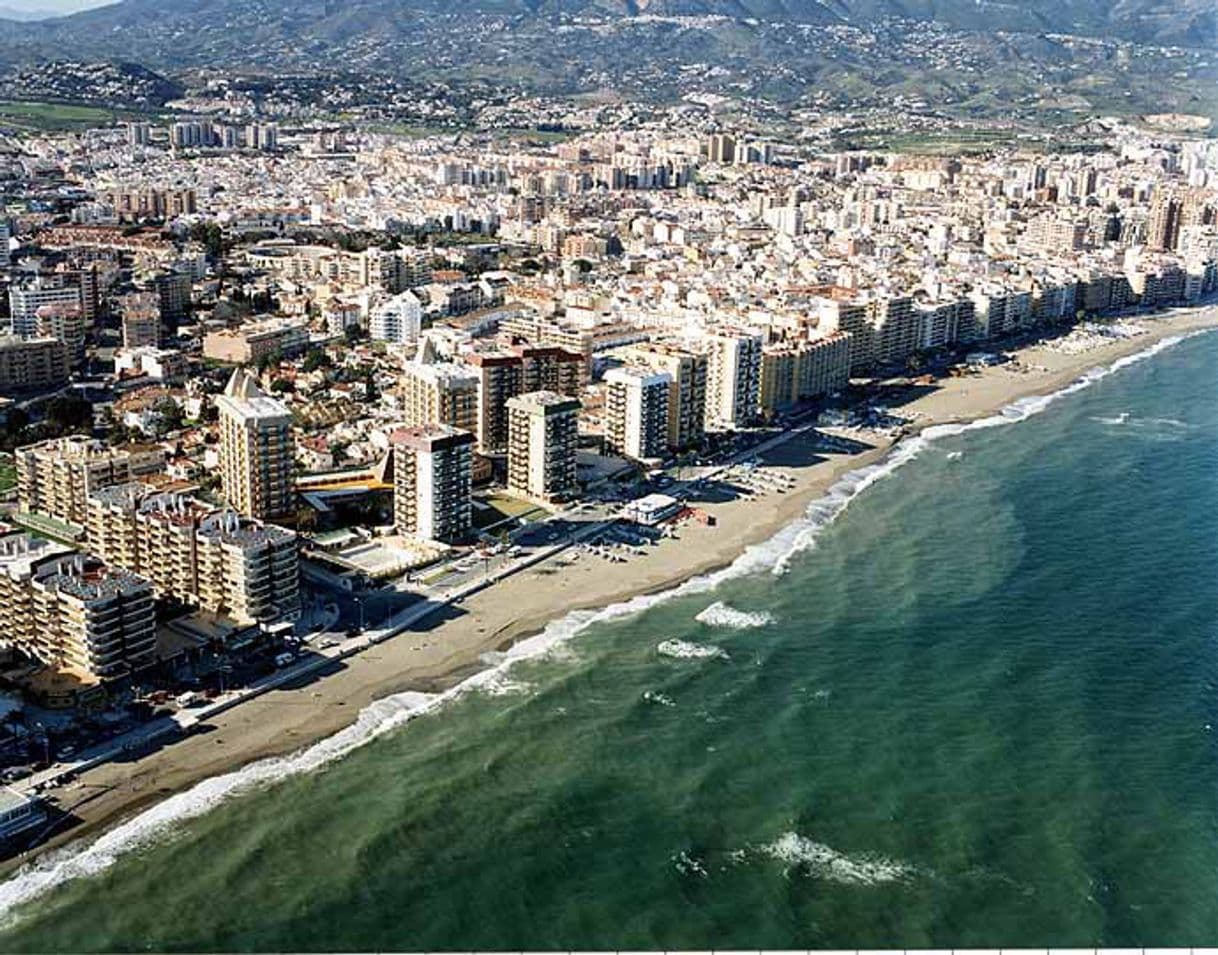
[0,103,1212,853]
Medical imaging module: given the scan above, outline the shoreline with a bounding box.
[3,304,1217,892]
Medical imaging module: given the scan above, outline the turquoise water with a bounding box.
[3,329,1218,950]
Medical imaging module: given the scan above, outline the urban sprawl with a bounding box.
[0,112,1214,848]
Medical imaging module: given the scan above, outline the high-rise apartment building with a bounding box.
[390,425,474,543]
[398,358,479,435]
[703,331,763,430]
[86,485,300,625]
[603,366,671,461]
[34,303,85,365]
[467,352,522,455]
[1148,194,1184,252]
[0,336,69,393]
[466,345,584,455]
[126,122,151,147]
[370,291,423,346]
[119,292,163,349]
[8,282,83,338]
[195,511,299,624]
[0,533,74,657]
[759,332,852,415]
[708,134,736,164]
[216,369,295,521]
[16,436,166,528]
[14,548,158,682]
[616,342,707,450]
[506,391,580,504]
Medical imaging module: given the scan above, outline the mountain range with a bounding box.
[0,0,1214,124]
[2,0,1214,54]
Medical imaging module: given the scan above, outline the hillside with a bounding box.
[0,0,1213,124]
[2,0,1215,54]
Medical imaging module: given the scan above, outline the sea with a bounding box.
[2,326,1218,951]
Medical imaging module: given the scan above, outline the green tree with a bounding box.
[45,395,93,434]
[302,349,333,373]
[152,398,185,436]
[255,349,284,374]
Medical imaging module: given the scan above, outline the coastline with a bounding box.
[3,304,1217,896]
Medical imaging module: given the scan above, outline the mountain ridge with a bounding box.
[1,0,1214,49]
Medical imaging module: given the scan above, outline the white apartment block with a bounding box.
[8,283,83,338]
[704,331,763,430]
[603,366,671,461]
[370,291,423,346]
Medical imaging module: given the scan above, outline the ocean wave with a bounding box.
[476,673,534,697]
[694,601,775,629]
[767,329,1207,575]
[1093,412,1131,426]
[0,324,1207,924]
[1091,412,1194,439]
[763,832,916,885]
[656,639,729,661]
[672,850,708,878]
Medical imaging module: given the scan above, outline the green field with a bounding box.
[0,99,153,131]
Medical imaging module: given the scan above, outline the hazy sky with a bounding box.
[1,0,114,14]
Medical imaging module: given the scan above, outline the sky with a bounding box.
[0,0,115,17]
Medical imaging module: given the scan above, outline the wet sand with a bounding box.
[11,306,1218,872]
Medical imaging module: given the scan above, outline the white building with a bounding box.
[370,291,423,346]
[703,330,763,430]
[603,366,672,461]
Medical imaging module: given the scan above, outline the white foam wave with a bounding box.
[694,601,775,629]
[1092,412,1194,440]
[767,330,1204,575]
[672,850,708,878]
[1093,412,1131,426]
[656,639,729,661]
[476,672,534,697]
[763,832,916,885]
[0,324,1206,923]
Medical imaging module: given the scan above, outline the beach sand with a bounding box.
[11,306,1218,871]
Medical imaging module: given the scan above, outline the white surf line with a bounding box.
[0,323,1211,925]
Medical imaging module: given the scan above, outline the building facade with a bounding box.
[506,391,581,503]
[390,425,474,543]
[16,436,166,528]
[216,369,295,521]
[603,366,671,461]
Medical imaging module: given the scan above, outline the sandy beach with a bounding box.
[8,304,1218,874]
